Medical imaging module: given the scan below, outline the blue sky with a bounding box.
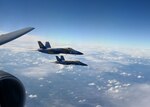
[0,0,150,48]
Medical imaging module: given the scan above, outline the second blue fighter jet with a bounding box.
[55,55,87,66]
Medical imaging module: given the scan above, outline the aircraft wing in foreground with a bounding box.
[0,27,34,45]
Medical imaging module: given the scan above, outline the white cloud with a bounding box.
[21,62,71,78]
[50,99,76,107]
[106,84,150,107]
[78,99,86,103]
[88,82,96,86]
[21,64,56,78]
[137,75,143,78]
[96,105,102,107]
[28,94,37,98]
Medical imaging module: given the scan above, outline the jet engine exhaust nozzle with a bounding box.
[0,70,25,107]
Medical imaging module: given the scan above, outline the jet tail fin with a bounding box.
[60,56,65,61]
[38,41,46,49]
[45,41,51,48]
[56,56,61,62]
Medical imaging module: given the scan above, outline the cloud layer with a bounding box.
[0,34,150,107]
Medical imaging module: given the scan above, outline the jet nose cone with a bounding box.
[76,51,83,55]
[79,52,84,55]
[83,63,88,66]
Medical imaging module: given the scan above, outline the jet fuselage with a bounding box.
[55,60,87,66]
[38,48,83,55]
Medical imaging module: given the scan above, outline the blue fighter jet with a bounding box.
[37,41,83,55]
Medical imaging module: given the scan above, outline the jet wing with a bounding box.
[0,27,34,45]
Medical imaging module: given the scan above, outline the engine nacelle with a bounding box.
[0,70,25,107]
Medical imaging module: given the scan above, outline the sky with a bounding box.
[0,0,150,48]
